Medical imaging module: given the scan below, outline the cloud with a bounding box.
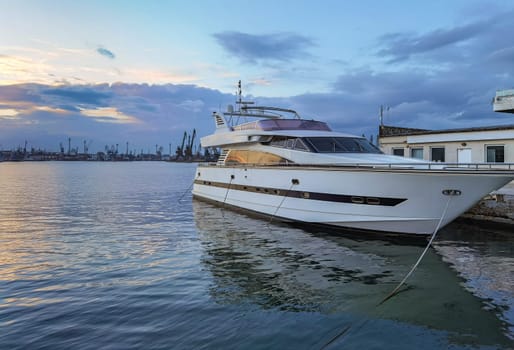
[323,10,511,133]
[0,54,55,85]
[0,82,234,152]
[487,46,514,66]
[377,10,514,66]
[213,31,315,64]
[2,5,514,157]
[42,85,113,106]
[97,47,115,59]
[377,21,487,62]
[80,107,140,124]
[177,99,205,113]
[0,108,20,119]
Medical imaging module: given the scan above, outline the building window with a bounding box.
[431,147,445,162]
[486,145,504,163]
[392,148,404,156]
[411,147,424,160]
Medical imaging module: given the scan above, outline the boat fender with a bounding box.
[291,178,300,185]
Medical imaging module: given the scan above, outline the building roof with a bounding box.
[379,124,514,138]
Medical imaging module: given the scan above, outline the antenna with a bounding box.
[237,80,242,105]
[379,105,390,126]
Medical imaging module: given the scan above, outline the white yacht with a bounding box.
[192,83,514,235]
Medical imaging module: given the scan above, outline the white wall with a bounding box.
[380,133,514,163]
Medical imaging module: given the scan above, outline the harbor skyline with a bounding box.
[1,1,514,152]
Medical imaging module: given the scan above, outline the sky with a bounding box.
[1,0,514,153]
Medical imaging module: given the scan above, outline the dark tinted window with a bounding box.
[486,145,504,163]
[270,137,287,147]
[268,137,311,152]
[393,148,404,156]
[305,137,382,154]
[305,137,346,152]
[431,147,445,162]
[293,139,310,151]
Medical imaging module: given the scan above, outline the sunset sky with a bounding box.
[1,0,513,153]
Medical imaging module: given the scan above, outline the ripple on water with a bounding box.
[0,162,513,349]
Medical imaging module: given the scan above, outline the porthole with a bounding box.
[351,196,364,204]
[366,197,380,205]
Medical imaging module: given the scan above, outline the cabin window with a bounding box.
[270,137,288,148]
[305,137,382,154]
[293,139,310,151]
[306,137,343,152]
[431,147,445,162]
[268,137,311,152]
[392,148,405,156]
[410,147,424,159]
[225,150,292,165]
[486,145,504,163]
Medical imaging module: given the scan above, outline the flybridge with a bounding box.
[226,104,301,120]
[232,119,331,132]
[228,80,301,119]
[219,80,329,131]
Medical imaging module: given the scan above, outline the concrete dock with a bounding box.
[463,181,514,225]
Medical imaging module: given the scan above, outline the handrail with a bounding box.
[201,161,514,171]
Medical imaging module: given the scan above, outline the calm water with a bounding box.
[0,162,513,349]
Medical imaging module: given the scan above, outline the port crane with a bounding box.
[176,131,187,159]
[185,128,196,159]
[83,140,92,154]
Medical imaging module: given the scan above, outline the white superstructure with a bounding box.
[193,82,514,235]
[493,89,514,113]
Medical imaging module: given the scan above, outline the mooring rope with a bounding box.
[177,179,195,203]
[222,174,235,208]
[378,196,452,305]
[269,179,298,224]
[319,195,453,349]
[169,173,199,216]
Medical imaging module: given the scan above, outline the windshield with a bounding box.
[304,137,382,154]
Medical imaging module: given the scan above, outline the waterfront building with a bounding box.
[380,88,514,164]
[379,124,514,164]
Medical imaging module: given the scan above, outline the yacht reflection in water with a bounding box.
[193,200,512,348]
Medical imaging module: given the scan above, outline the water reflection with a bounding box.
[435,220,514,338]
[193,200,512,348]
[0,162,197,299]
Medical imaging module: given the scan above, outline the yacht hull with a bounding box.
[192,165,514,235]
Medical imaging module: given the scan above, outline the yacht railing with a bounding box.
[201,162,514,171]
[341,162,514,171]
